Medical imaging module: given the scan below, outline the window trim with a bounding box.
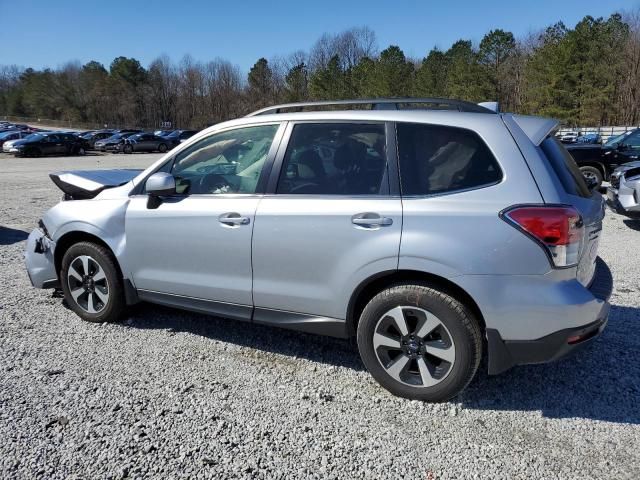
[130,121,286,197]
[265,120,394,197]
[394,121,504,199]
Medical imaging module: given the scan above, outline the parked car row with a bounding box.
[1,124,200,157]
[565,127,640,188]
[556,131,602,144]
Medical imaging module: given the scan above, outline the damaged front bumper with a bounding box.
[607,171,640,216]
[24,226,59,289]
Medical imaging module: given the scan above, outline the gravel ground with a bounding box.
[1,152,639,479]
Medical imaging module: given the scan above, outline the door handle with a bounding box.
[218,212,250,226]
[351,213,393,227]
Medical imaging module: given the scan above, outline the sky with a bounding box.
[0,0,636,73]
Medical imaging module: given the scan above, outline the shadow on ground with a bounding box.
[109,300,640,424]
[623,219,640,231]
[0,226,28,245]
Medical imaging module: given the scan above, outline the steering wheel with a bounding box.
[198,173,230,194]
[196,165,216,174]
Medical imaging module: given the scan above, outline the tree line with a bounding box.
[1,12,638,130]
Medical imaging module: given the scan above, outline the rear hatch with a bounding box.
[539,137,605,286]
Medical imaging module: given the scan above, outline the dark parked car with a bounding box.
[565,128,640,188]
[0,129,31,148]
[11,132,87,157]
[94,131,141,152]
[116,133,169,153]
[576,133,602,144]
[161,129,198,148]
[80,130,116,149]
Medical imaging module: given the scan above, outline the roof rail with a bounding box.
[246,98,497,117]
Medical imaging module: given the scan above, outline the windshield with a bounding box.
[0,131,18,139]
[604,131,634,148]
[24,133,44,141]
[106,133,130,141]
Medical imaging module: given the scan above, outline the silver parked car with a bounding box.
[607,161,640,216]
[25,98,612,401]
[115,132,170,154]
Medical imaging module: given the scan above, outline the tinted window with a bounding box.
[170,124,279,195]
[277,123,387,195]
[397,123,502,196]
[623,130,640,149]
[540,137,590,198]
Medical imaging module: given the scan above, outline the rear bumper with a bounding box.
[24,228,59,289]
[486,258,613,374]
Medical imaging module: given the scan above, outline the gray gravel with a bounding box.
[1,152,639,479]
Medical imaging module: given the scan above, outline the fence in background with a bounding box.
[556,125,639,143]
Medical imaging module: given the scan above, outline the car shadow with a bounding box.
[124,303,364,371]
[623,219,640,231]
[0,225,28,245]
[122,302,639,424]
[461,304,639,424]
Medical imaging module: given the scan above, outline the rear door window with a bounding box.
[396,123,502,196]
[540,137,590,198]
[276,123,387,195]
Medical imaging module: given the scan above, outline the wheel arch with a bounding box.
[54,230,139,305]
[346,269,487,338]
[54,231,122,279]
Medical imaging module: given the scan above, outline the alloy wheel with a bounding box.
[373,306,456,387]
[66,255,109,314]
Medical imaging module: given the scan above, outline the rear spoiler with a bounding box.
[509,115,559,146]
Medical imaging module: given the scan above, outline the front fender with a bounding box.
[44,198,130,270]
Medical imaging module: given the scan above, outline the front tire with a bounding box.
[123,144,133,154]
[357,283,482,402]
[60,242,125,323]
[158,143,167,153]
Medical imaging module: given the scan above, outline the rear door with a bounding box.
[251,121,402,323]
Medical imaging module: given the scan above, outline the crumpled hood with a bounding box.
[49,169,143,199]
[613,160,640,175]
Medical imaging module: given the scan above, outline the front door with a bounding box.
[252,122,402,323]
[125,122,283,320]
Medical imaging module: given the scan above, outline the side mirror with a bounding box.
[617,143,627,151]
[146,172,175,209]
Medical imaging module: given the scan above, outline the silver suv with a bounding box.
[25,98,613,401]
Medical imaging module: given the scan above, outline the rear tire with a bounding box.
[60,242,125,323]
[580,166,603,189]
[357,283,482,402]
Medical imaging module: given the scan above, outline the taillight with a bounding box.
[501,205,584,268]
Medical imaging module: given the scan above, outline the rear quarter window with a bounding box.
[540,137,590,198]
[396,122,502,196]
